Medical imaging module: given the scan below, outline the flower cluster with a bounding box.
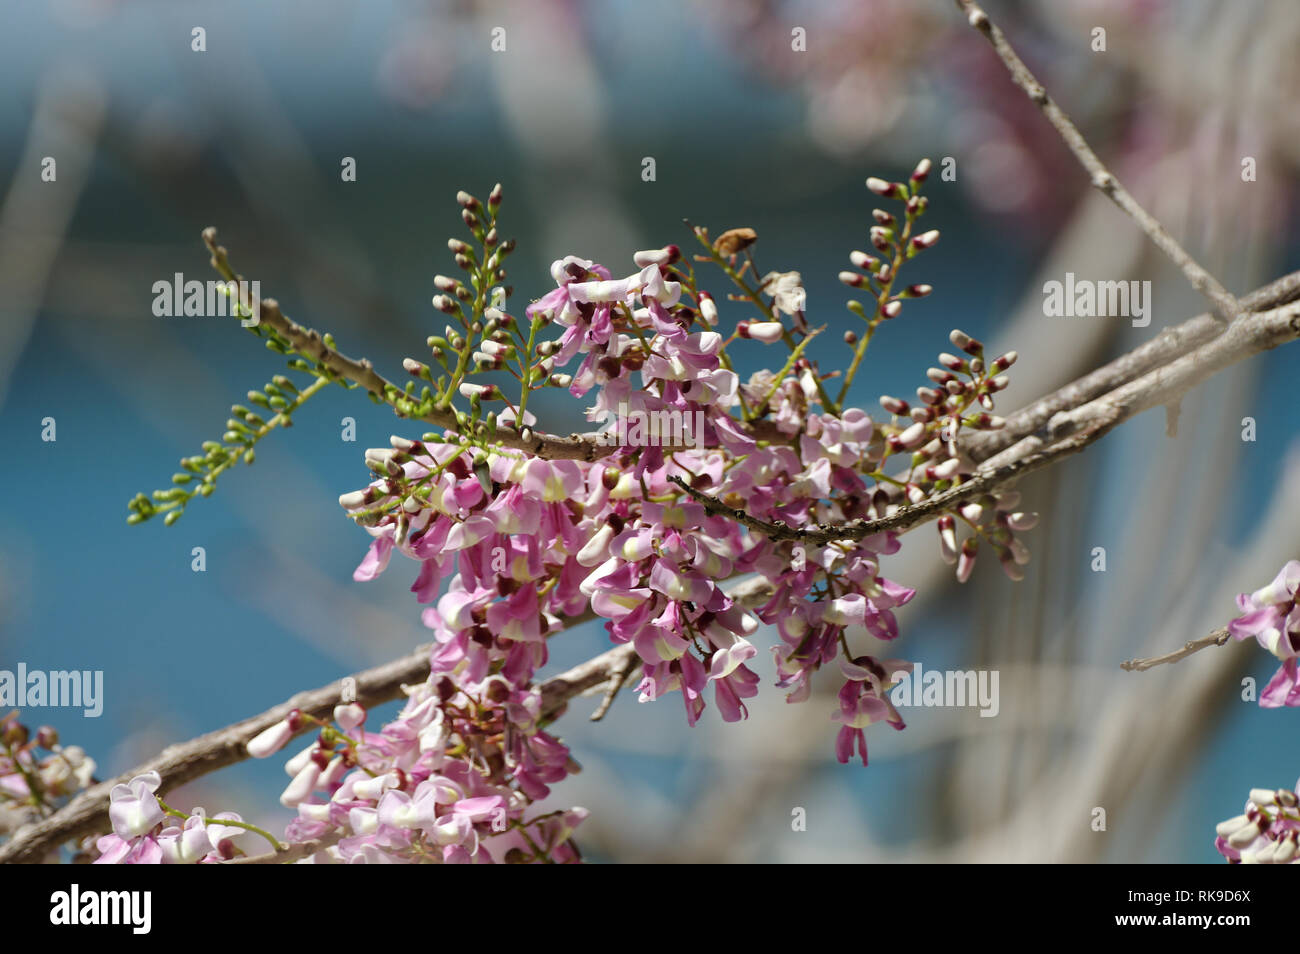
[1211,560,1300,862]
[94,771,251,864]
[1215,782,1300,863]
[329,166,1035,805]
[101,167,1039,862]
[0,717,96,854]
[243,696,584,864]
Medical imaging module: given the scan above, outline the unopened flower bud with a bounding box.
[1216,814,1252,838]
[1275,835,1299,863]
[956,538,978,583]
[740,321,785,343]
[247,719,296,759]
[929,458,961,481]
[879,395,910,415]
[937,515,958,564]
[911,229,941,250]
[895,421,927,449]
[698,292,718,325]
[280,761,321,807]
[910,158,932,183]
[865,177,902,197]
[949,329,983,356]
[1227,821,1263,848]
[633,245,680,267]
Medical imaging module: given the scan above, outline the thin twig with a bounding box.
[953,0,1240,322]
[222,831,346,865]
[589,647,642,722]
[1120,627,1233,672]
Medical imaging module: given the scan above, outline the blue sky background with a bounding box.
[1,0,1297,863]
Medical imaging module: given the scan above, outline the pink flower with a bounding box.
[107,771,164,838]
[157,814,213,864]
[1229,561,1300,707]
[1215,781,1300,863]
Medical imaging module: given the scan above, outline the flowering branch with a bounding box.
[1120,627,1232,673]
[0,642,434,864]
[38,285,1298,862]
[953,0,1241,322]
[959,269,1300,464]
[0,577,772,864]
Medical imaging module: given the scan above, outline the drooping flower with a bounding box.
[1229,561,1300,707]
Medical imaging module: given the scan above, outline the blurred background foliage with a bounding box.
[1,0,1298,862]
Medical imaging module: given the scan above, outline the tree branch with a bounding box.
[959,269,1300,464]
[221,830,346,865]
[1120,627,1233,673]
[953,0,1240,322]
[588,646,642,722]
